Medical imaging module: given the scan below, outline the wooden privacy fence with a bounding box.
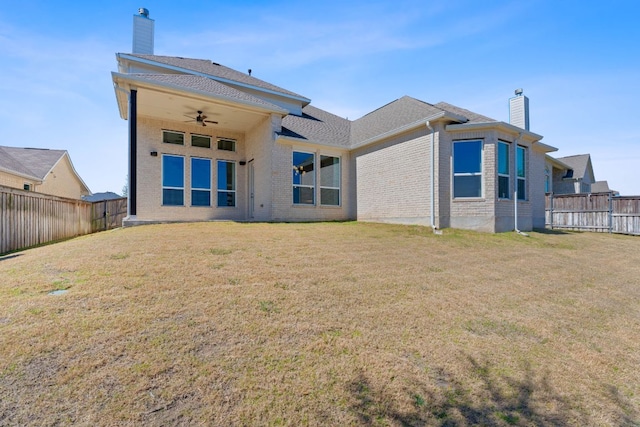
[0,185,127,254]
[546,193,640,235]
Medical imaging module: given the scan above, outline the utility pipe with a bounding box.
[426,121,439,233]
[513,132,528,236]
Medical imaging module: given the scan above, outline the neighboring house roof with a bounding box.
[120,53,310,103]
[591,181,611,193]
[82,192,123,202]
[556,154,594,181]
[280,105,351,148]
[0,145,90,194]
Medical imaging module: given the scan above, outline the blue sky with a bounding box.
[1,1,639,195]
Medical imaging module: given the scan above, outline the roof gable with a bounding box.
[556,154,595,181]
[121,54,310,103]
[0,146,67,180]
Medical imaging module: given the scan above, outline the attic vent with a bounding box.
[212,62,220,66]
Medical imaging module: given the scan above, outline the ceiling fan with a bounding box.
[184,111,218,127]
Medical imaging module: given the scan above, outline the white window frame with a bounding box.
[217,137,236,152]
[162,130,185,145]
[161,154,185,206]
[191,134,211,149]
[292,151,316,205]
[453,139,484,199]
[498,141,510,199]
[191,157,212,207]
[217,160,236,207]
[517,145,526,200]
[319,155,341,206]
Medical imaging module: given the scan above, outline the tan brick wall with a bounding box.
[354,128,432,225]
[271,140,352,222]
[36,156,88,200]
[0,171,37,191]
[134,117,247,221]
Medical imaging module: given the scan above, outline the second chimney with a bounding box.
[509,89,529,131]
[132,8,154,55]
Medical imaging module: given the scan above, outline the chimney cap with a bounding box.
[514,88,524,96]
[138,7,149,17]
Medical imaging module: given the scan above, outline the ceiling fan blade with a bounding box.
[204,120,218,124]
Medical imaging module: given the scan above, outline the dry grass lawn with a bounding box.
[1,222,639,426]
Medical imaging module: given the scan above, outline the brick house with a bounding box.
[0,146,90,200]
[112,9,556,232]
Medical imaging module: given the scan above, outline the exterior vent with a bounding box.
[132,8,154,54]
[509,89,529,131]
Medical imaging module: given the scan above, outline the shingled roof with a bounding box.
[556,154,593,181]
[123,54,309,101]
[0,146,67,180]
[280,105,351,148]
[127,73,286,111]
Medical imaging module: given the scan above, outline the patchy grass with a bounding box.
[0,222,639,426]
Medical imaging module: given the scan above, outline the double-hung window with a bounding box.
[217,160,236,207]
[162,154,184,206]
[320,155,340,206]
[191,158,211,206]
[517,146,526,200]
[453,140,483,198]
[293,151,315,204]
[498,141,510,199]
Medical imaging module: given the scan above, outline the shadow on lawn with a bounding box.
[346,356,636,426]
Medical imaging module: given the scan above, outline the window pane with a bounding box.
[293,186,314,205]
[192,190,211,206]
[320,188,339,206]
[498,142,509,175]
[217,191,236,207]
[293,152,315,186]
[453,141,481,173]
[517,146,526,178]
[518,179,526,200]
[217,161,235,191]
[163,189,184,206]
[192,135,211,148]
[498,176,510,199]
[163,155,184,187]
[217,138,236,151]
[320,156,340,188]
[454,176,481,198]
[191,158,211,189]
[163,131,184,145]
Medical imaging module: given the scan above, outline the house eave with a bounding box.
[116,53,312,107]
[0,166,42,183]
[111,72,289,120]
[446,121,557,152]
[350,111,467,150]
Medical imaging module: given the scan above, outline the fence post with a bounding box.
[549,193,554,230]
[608,192,613,234]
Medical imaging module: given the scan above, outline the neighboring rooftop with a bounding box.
[556,154,592,180]
[0,146,67,180]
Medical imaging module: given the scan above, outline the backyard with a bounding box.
[0,222,639,426]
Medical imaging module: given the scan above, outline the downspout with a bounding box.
[426,121,441,234]
[513,132,528,236]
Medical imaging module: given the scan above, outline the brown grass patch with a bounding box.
[1,222,639,425]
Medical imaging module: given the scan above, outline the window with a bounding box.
[498,141,510,199]
[453,140,483,198]
[293,151,315,204]
[517,146,526,200]
[23,183,31,191]
[162,155,184,205]
[191,134,211,148]
[191,158,211,206]
[163,130,184,145]
[320,155,340,206]
[217,160,236,207]
[217,138,236,152]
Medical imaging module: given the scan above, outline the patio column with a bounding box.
[128,88,137,216]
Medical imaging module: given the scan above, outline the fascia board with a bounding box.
[111,72,289,116]
[117,53,312,106]
[0,166,42,183]
[275,134,350,152]
[350,111,467,150]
